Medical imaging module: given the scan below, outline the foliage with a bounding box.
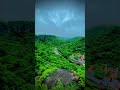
[94,64,105,79]
[86,26,120,70]
[0,21,34,89]
[35,35,85,89]
[86,25,120,89]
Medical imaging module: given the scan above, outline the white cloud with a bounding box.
[47,9,76,27]
[39,18,48,24]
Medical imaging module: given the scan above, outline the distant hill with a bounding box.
[56,36,70,41]
[35,35,56,42]
[67,36,83,42]
[35,34,84,42]
[86,25,120,38]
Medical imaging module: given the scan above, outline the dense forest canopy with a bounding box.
[85,25,120,90]
[86,26,120,68]
[0,21,35,89]
[35,34,85,90]
[1,21,119,89]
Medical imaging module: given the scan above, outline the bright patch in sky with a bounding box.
[35,0,85,38]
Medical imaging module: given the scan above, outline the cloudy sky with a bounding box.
[0,0,119,30]
[35,0,85,38]
[86,0,120,29]
[0,0,34,20]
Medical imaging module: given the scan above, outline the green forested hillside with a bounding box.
[0,21,35,89]
[86,26,120,89]
[35,35,85,90]
[86,26,120,69]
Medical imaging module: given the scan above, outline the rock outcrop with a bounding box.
[44,69,79,88]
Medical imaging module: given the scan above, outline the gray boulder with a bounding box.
[44,69,79,88]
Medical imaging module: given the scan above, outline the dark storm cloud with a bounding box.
[0,0,34,20]
[86,0,120,28]
[36,0,84,6]
[36,0,84,11]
